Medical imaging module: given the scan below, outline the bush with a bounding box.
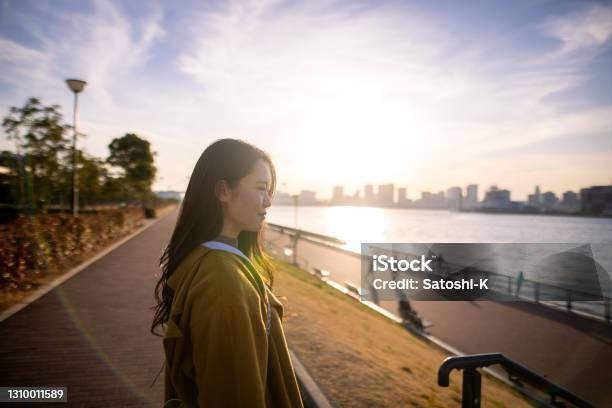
[143,207,156,219]
[0,207,144,291]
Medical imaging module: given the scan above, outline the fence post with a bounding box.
[566,290,572,311]
[292,230,301,266]
[507,276,513,296]
[534,282,539,303]
[462,368,481,408]
[605,299,610,323]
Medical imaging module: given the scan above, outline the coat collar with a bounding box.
[201,240,247,260]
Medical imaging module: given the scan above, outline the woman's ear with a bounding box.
[215,180,231,203]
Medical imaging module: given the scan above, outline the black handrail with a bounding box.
[438,353,594,408]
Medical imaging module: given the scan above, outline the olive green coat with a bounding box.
[163,245,303,408]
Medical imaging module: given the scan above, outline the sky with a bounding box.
[0,0,611,201]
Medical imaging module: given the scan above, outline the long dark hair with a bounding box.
[151,138,277,337]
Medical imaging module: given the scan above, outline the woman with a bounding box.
[151,139,303,407]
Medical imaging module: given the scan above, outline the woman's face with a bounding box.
[219,158,273,233]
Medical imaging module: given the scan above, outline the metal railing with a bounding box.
[265,225,611,321]
[266,223,346,266]
[366,245,612,323]
[438,353,594,408]
[267,223,346,245]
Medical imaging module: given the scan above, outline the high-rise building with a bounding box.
[378,184,395,206]
[446,186,463,211]
[465,184,478,208]
[332,186,344,203]
[580,185,612,215]
[562,191,578,205]
[299,190,317,205]
[398,187,407,203]
[364,184,374,204]
[483,185,511,208]
[561,191,580,212]
[541,191,558,210]
[527,185,542,208]
[271,191,294,205]
[419,191,446,208]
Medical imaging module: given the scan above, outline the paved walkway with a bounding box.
[0,211,179,406]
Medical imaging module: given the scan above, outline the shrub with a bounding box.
[0,207,144,291]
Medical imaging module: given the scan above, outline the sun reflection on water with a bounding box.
[321,206,387,252]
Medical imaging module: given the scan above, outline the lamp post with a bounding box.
[65,79,87,217]
[292,194,299,229]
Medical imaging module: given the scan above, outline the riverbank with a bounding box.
[272,259,531,407]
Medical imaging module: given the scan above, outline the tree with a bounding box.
[0,150,20,205]
[107,133,157,204]
[3,99,160,211]
[2,98,72,210]
[78,152,108,206]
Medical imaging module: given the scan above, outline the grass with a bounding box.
[272,259,532,407]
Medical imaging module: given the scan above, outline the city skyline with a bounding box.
[1,0,611,200]
[268,181,610,215]
[274,181,587,204]
[278,179,612,202]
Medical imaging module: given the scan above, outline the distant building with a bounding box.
[527,194,539,208]
[364,184,374,204]
[541,191,558,210]
[562,191,579,205]
[482,185,511,209]
[299,190,317,205]
[580,185,612,215]
[332,186,344,203]
[527,185,542,208]
[418,191,446,208]
[398,187,407,204]
[561,191,580,212]
[465,184,478,209]
[446,186,463,211]
[155,191,183,201]
[272,191,294,205]
[378,184,395,206]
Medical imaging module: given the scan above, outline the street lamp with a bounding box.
[65,78,87,217]
[292,194,299,229]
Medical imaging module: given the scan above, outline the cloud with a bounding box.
[0,37,53,86]
[541,3,612,58]
[1,0,611,197]
[476,127,612,159]
[175,1,611,149]
[46,0,164,105]
[177,0,451,117]
[0,0,165,107]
